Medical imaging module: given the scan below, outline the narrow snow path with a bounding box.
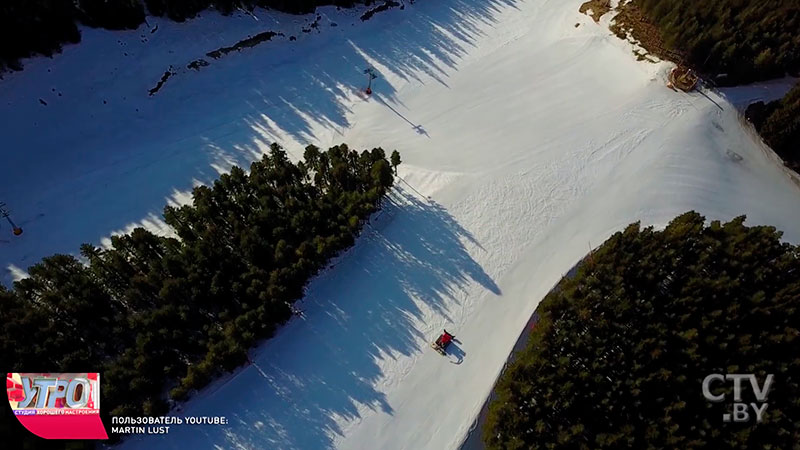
[2,1,799,449]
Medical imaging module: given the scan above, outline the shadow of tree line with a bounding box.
[109,2,516,447]
[193,0,521,149]
[0,0,518,285]
[159,187,499,449]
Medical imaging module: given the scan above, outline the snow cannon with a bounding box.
[12,227,23,236]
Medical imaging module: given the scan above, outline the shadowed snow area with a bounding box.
[2,0,800,449]
[0,0,515,275]
[168,189,500,449]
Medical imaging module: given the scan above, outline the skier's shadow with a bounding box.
[446,339,466,365]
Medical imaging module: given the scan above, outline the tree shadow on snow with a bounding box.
[4,0,515,443]
[1,0,520,285]
[230,0,521,143]
[102,0,515,443]
[166,187,499,449]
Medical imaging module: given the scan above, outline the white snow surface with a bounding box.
[2,0,800,449]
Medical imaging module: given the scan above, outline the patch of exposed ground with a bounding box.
[206,31,283,59]
[361,1,402,21]
[302,15,321,33]
[187,59,210,71]
[609,0,684,65]
[149,2,410,97]
[148,68,175,96]
[579,0,611,23]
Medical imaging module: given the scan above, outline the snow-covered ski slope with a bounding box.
[2,0,800,448]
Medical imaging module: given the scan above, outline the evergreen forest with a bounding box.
[746,82,800,172]
[0,143,400,448]
[485,212,800,449]
[633,0,800,84]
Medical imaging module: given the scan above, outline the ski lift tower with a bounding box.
[0,202,23,236]
[364,67,378,95]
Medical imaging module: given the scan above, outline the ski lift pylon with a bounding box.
[364,67,378,95]
[0,202,23,237]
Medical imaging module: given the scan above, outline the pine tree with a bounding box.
[391,150,402,175]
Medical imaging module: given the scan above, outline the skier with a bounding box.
[434,329,455,351]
